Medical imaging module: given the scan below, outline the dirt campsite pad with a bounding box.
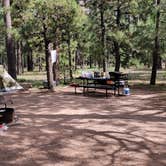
[0,86,166,166]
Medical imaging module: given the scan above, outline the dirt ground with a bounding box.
[0,86,166,166]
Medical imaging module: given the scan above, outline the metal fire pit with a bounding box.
[0,107,14,124]
[0,95,14,124]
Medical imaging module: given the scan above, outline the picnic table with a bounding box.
[71,72,128,97]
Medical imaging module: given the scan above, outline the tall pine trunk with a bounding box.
[67,31,73,81]
[27,47,33,71]
[114,41,120,72]
[89,55,92,69]
[42,19,54,90]
[38,56,42,72]
[100,1,106,72]
[114,0,121,72]
[74,47,79,71]
[157,56,162,69]
[150,0,160,85]
[3,0,16,79]
[16,41,23,74]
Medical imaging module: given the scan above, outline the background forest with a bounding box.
[0,0,166,89]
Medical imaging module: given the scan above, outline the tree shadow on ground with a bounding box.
[0,87,166,166]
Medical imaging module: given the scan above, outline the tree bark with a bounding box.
[114,0,121,72]
[43,20,54,90]
[16,41,23,74]
[38,56,42,72]
[67,31,73,81]
[150,0,160,85]
[100,1,106,72]
[74,51,77,71]
[114,41,120,72]
[157,56,162,69]
[89,55,92,69]
[3,0,17,79]
[27,48,33,71]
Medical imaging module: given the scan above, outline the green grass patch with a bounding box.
[131,83,166,91]
[18,78,43,88]
[16,69,166,89]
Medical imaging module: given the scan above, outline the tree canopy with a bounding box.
[0,0,165,86]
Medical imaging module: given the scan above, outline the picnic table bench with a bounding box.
[70,82,116,97]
